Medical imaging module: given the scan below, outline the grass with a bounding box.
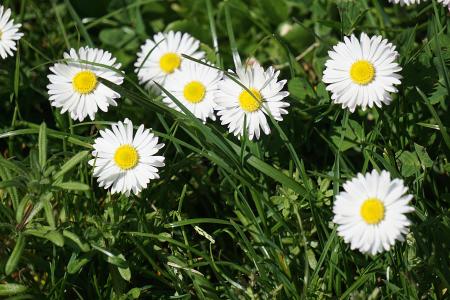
[0,0,450,299]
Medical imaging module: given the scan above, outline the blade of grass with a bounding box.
[64,0,93,47]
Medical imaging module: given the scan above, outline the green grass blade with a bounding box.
[38,122,48,170]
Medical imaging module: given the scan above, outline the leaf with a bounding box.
[307,249,317,270]
[38,122,47,169]
[117,254,131,282]
[330,136,357,152]
[397,151,421,177]
[53,151,89,180]
[67,252,92,274]
[414,143,433,170]
[288,77,315,102]
[63,230,90,252]
[25,226,64,247]
[5,234,26,275]
[41,194,56,228]
[428,84,448,105]
[91,244,128,268]
[15,195,31,224]
[0,283,27,296]
[21,196,46,226]
[107,254,128,269]
[0,156,28,177]
[348,119,364,142]
[444,163,450,172]
[126,288,141,299]
[53,181,90,191]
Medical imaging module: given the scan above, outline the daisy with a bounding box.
[389,0,449,7]
[388,0,422,5]
[162,60,222,122]
[0,5,24,59]
[333,170,414,255]
[437,0,450,8]
[89,119,165,196]
[135,31,205,92]
[215,62,290,140]
[322,33,402,112]
[47,47,124,122]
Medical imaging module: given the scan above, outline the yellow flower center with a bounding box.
[183,81,206,103]
[360,198,385,225]
[238,88,263,112]
[72,70,98,94]
[114,145,139,170]
[350,60,375,85]
[159,52,181,74]
[0,29,3,39]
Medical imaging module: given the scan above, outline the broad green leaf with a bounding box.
[398,151,420,177]
[117,254,131,282]
[414,143,433,169]
[126,288,141,299]
[307,249,317,270]
[288,77,315,102]
[5,234,26,275]
[25,226,64,247]
[0,283,27,296]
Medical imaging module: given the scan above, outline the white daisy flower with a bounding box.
[333,170,414,255]
[47,47,124,122]
[215,62,290,140]
[89,119,165,196]
[389,0,449,7]
[322,33,402,112]
[162,60,222,122]
[0,5,23,59]
[135,31,205,92]
[388,0,422,5]
[437,0,450,7]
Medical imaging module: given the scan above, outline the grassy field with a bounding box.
[0,0,450,299]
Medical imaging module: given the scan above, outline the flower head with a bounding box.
[0,5,23,59]
[388,0,422,5]
[389,0,449,7]
[47,47,124,121]
[333,170,414,255]
[89,119,165,196]
[215,62,290,140]
[162,60,222,122]
[135,31,204,92]
[322,33,402,112]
